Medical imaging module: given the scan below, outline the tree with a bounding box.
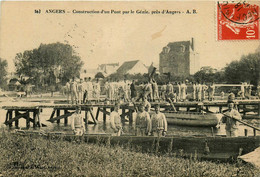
[0,58,8,89]
[14,42,83,90]
[193,67,223,83]
[224,52,260,85]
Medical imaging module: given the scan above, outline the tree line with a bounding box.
[0,42,259,91]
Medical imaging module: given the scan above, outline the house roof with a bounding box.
[117,60,139,74]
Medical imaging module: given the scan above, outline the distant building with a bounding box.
[159,38,200,77]
[80,68,99,80]
[97,63,119,75]
[117,60,148,75]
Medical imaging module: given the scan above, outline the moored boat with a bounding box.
[163,111,222,127]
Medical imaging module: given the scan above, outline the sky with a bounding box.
[0,1,259,73]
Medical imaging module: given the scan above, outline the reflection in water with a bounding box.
[0,108,259,137]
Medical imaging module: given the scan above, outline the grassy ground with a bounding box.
[0,132,259,177]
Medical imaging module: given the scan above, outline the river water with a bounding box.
[0,106,259,137]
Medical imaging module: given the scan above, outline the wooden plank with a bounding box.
[15,110,19,128]
[89,108,97,124]
[120,111,129,118]
[48,112,75,123]
[99,108,111,116]
[222,113,260,131]
[5,113,27,125]
[5,110,10,124]
[49,109,56,120]
[95,107,100,120]
[129,109,133,126]
[8,111,13,128]
[26,111,30,129]
[56,109,60,124]
[64,110,68,125]
[103,108,107,122]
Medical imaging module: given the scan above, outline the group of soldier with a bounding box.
[71,100,168,137]
[65,77,101,104]
[64,77,259,105]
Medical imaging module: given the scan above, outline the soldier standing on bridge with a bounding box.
[71,106,85,136]
[208,82,215,101]
[222,100,242,137]
[70,77,78,104]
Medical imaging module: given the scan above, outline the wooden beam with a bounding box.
[49,109,56,120]
[64,110,68,126]
[89,108,97,124]
[99,108,111,116]
[26,110,30,129]
[4,113,27,125]
[48,112,75,123]
[56,109,60,124]
[95,107,100,120]
[103,108,107,122]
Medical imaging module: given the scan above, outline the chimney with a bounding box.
[191,38,194,51]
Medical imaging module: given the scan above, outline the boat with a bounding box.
[163,111,222,127]
[13,130,260,161]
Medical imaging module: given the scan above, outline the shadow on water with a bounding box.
[0,107,259,136]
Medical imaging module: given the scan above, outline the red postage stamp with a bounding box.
[217,1,259,40]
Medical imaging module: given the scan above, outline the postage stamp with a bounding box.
[217,1,259,40]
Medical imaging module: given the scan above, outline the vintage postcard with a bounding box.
[0,1,260,176]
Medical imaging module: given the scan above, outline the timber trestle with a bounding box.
[4,106,46,129]
[2,99,260,129]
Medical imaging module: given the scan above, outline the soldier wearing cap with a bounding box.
[135,102,151,136]
[110,103,122,136]
[151,104,168,137]
[71,106,85,135]
[222,100,242,137]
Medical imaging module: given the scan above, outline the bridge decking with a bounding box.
[1,99,260,131]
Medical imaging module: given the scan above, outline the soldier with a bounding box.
[130,80,137,101]
[122,79,129,102]
[135,103,151,136]
[201,82,208,101]
[77,79,83,104]
[65,79,71,103]
[71,106,85,135]
[151,104,168,137]
[110,103,122,136]
[93,78,100,101]
[87,77,93,101]
[208,82,215,101]
[151,79,159,101]
[161,82,167,101]
[222,101,242,137]
[144,81,153,101]
[196,82,202,101]
[70,77,78,104]
[82,77,88,103]
[192,82,196,101]
[180,81,187,101]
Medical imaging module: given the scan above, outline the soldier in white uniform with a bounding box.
[110,103,122,136]
[77,79,83,104]
[222,101,242,137]
[93,78,100,101]
[71,106,85,135]
[70,77,78,104]
[151,104,168,137]
[135,103,151,136]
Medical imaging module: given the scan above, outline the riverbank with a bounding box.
[0,132,259,176]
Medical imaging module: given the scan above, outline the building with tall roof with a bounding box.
[159,38,200,77]
[117,60,148,75]
[97,63,119,75]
